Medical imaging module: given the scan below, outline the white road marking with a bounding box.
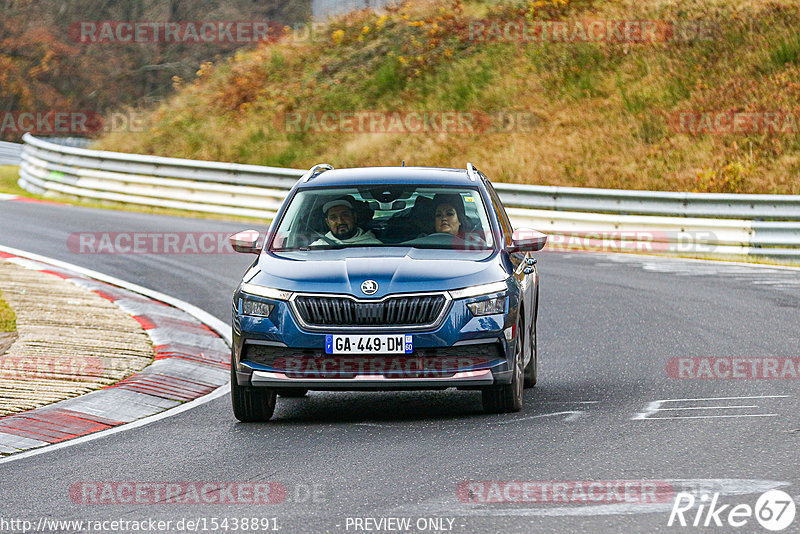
[632,395,788,420]
[655,405,759,410]
[642,414,777,420]
[600,253,800,273]
[652,394,787,402]
[493,411,584,424]
[353,407,591,428]
[0,193,18,200]
[597,254,800,297]
[541,400,599,404]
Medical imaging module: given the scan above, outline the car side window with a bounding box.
[483,177,513,246]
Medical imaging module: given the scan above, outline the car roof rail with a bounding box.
[301,163,334,182]
[466,162,478,181]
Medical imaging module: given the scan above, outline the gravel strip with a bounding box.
[0,260,153,416]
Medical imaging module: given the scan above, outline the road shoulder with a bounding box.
[0,251,230,457]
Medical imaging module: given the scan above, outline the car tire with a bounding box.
[523,319,537,388]
[482,315,524,414]
[276,388,309,397]
[231,361,276,422]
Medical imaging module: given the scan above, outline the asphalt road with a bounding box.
[1,200,799,533]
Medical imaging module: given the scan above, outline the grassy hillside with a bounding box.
[96,0,800,194]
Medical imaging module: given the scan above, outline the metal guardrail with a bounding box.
[40,137,93,149]
[2,138,90,166]
[493,182,800,220]
[17,133,800,259]
[0,141,22,165]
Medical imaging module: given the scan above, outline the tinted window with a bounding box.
[270,185,495,251]
[483,177,513,246]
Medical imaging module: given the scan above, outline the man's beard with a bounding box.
[333,226,358,240]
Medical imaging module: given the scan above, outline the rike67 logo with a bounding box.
[668,489,796,531]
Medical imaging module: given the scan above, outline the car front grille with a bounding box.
[293,294,446,327]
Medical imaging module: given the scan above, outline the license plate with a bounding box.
[325,334,412,354]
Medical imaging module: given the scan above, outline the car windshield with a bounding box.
[270,185,495,251]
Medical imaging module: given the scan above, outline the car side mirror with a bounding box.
[229,230,261,254]
[508,228,547,253]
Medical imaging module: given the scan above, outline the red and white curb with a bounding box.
[0,193,65,205]
[0,246,230,460]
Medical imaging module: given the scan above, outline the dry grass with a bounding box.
[0,291,15,333]
[91,0,800,193]
[0,166,26,196]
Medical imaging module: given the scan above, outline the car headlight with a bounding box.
[467,296,506,316]
[240,283,293,300]
[448,281,507,300]
[241,298,274,317]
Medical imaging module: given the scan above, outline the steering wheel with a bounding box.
[308,229,339,247]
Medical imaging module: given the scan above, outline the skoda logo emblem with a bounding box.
[361,280,378,295]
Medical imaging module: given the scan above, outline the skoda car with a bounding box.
[229,163,547,421]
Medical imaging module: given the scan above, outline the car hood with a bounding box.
[244,247,507,298]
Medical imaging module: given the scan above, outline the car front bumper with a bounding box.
[232,289,517,390]
[248,368,497,389]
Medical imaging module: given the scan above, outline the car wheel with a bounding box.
[230,359,276,422]
[523,319,537,388]
[276,388,309,397]
[482,315,524,414]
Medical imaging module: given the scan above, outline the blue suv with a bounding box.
[229,163,547,421]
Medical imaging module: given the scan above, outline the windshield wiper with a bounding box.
[293,245,348,251]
